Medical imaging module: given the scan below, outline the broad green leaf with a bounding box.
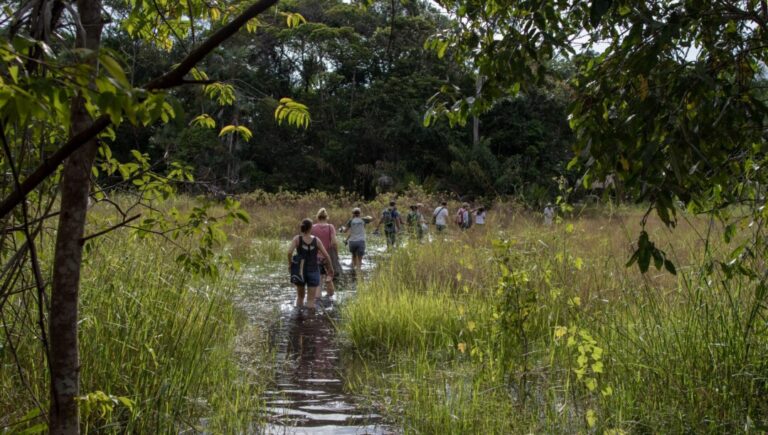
[99,53,130,88]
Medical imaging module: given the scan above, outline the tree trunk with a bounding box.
[49,1,102,433]
[473,75,482,146]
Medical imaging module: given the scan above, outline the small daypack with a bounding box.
[456,208,472,228]
[455,208,465,226]
[382,208,395,229]
[290,252,305,285]
[407,211,419,226]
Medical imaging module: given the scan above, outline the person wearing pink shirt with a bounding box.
[311,208,338,298]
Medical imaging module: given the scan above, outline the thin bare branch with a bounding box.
[80,213,141,243]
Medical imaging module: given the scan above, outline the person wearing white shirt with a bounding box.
[432,201,449,232]
[474,207,486,225]
[544,204,555,225]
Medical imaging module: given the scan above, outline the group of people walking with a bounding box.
[287,201,487,310]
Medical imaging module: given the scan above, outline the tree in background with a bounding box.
[107,0,575,199]
[422,2,768,397]
[0,0,312,431]
[426,0,768,270]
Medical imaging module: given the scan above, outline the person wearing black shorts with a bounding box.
[344,207,368,273]
[288,218,334,310]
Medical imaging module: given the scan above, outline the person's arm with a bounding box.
[317,239,334,275]
[344,220,351,243]
[330,225,338,249]
[287,236,298,266]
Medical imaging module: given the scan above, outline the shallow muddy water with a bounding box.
[236,241,392,434]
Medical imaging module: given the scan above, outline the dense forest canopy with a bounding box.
[106,0,575,201]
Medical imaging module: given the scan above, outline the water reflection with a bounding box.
[262,296,389,434]
[236,241,391,434]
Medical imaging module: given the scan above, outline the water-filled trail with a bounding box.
[236,243,391,434]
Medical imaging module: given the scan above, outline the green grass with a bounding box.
[3,194,766,433]
[340,207,768,433]
[1,230,268,432]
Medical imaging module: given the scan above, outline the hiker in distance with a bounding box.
[288,218,334,310]
[473,206,487,226]
[544,203,555,226]
[406,203,426,241]
[344,207,369,273]
[311,208,338,299]
[375,200,402,249]
[432,201,449,232]
[456,202,472,230]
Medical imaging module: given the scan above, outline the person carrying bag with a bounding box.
[311,208,340,298]
[288,218,334,310]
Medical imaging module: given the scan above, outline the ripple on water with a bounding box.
[237,242,395,434]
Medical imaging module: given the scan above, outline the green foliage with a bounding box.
[100,0,572,199]
[219,124,254,141]
[342,207,768,432]
[204,82,236,106]
[77,391,135,423]
[281,11,308,28]
[190,114,216,129]
[1,218,265,432]
[428,0,768,278]
[274,97,311,129]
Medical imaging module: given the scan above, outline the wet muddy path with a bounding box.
[236,243,391,434]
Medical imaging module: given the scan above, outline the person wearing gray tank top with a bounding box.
[343,207,368,273]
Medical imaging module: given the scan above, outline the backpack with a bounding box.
[407,211,419,226]
[382,208,395,229]
[455,208,465,226]
[290,254,305,284]
[456,208,472,228]
[290,235,307,284]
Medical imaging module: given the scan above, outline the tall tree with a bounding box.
[427,0,768,272]
[2,0,290,431]
[49,1,105,430]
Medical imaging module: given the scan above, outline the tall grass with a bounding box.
[0,230,267,432]
[341,207,768,433]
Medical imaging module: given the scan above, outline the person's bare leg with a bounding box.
[296,285,306,307]
[316,277,325,299]
[325,278,335,297]
[306,286,317,309]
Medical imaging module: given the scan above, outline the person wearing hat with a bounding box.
[344,207,368,272]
